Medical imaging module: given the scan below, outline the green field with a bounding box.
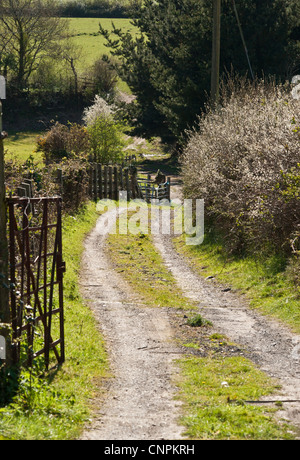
[68,17,137,69]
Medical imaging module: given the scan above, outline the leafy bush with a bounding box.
[83,95,125,164]
[181,77,300,256]
[4,155,55,197]
[87,116,125,164]
[5,155,90,213]
[36,122,89,164]
[82,57,118,99]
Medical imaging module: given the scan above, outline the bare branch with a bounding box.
[0,0,69,89]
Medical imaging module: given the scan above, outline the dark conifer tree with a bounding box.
[100,0,300,139]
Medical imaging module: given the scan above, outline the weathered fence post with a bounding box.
[125,168,130,201]
[94,163,98,201]
[114,166,119,201]
[90,164,96,201]
[109,166,113,199]
[130,170,134,200]
[88,165,93,198]
[119,166,124,192]
[104,166,108,199]
[146,174,151,203]
[98,164,103,200]
[167,177,171,201]
[0,76,11,366]
[17,186,26,197]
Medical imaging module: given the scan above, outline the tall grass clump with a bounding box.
[181,77,300,260]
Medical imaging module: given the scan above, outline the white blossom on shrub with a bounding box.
[82,95,116,126]
[181,78,300,254]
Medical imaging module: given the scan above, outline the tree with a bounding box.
[0,23,15,79]
[101,0,212,139]
[220,0,294,78]
[61,40,83,99]
[100,0,300,140]
[0,0,69,91]
[88,115,125,164]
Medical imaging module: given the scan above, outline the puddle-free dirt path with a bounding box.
[79,209,185,440]
[79,179,300,439]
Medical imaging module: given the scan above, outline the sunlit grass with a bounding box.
[68,17,136,95]
[5,131,44,166]
[176,355,294,440]
[68,18,137,68]
[106,208,196,310]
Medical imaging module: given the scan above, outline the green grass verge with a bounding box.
[176,356,293,440]
[106,211,196,311]
[173,233,300,334]
[105,207,296,440]
[0,202,108,440]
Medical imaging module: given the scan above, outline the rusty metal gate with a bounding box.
[8,196,65,369]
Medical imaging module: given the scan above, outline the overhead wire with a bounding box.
[231,0,255,80]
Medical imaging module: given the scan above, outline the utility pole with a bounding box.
[0,75,10,365]
[211,0,221,106]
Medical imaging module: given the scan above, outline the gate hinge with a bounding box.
[60,262,66,274]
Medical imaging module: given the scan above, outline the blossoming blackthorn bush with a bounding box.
[181,77,300,257]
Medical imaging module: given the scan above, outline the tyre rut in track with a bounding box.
[79,209,185,440]
[151,219,300,435]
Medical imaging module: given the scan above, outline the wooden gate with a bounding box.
[137,174,171,203]
[7,196,65,369]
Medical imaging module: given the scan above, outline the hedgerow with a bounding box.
[181,77,300,258]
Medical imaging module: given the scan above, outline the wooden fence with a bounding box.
[16,178,34,200]
[87,164,142,201]
[57,164,171,203]
[16,165,171,204]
